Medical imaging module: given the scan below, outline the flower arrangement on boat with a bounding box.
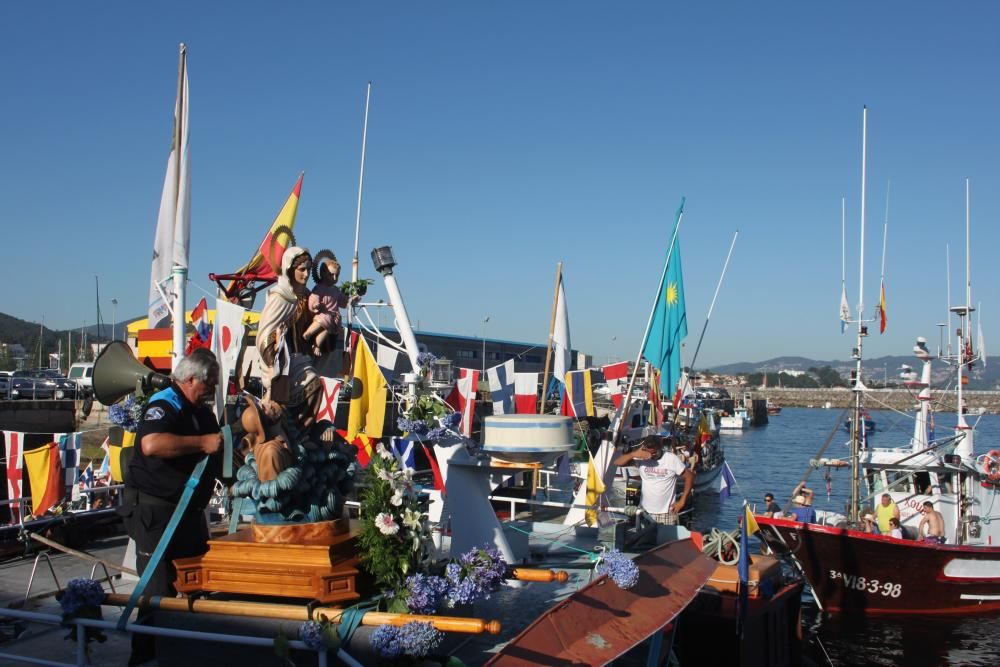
[107,395,145,433]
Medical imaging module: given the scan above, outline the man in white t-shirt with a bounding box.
[615,435,694,525]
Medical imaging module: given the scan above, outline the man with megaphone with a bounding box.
[118,348,224,666]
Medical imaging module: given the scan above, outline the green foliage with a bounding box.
[339,279,373,298]
[408,393,450,423]
[357,445,431,592]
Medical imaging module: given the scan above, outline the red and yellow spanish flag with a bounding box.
[347,336,388,442]
[24,442,63,516]
[230,173,304,282]
[878,279,887,334]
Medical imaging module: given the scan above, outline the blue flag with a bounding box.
[737,501,750,637]
[718,461,736,500]
[642,198,688,397]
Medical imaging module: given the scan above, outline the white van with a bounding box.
[68,362,94,397]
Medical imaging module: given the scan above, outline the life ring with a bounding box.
[984,450,1000,481]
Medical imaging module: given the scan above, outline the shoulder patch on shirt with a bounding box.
[145,406,166,421]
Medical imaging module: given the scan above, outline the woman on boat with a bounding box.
[256,246,323,427]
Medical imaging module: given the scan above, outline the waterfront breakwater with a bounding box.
[743,387,1000,413]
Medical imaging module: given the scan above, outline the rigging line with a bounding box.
[787,407,850,509]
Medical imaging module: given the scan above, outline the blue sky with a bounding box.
[2,2,999,369]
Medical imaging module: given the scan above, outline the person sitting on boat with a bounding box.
[786,492,817,523]
[614,434,694,526]
[917,501,946,544]
[303,252,358,358]
[763,493,781,518]
[875,493,900,534]
[791,481,814,507]
[888,517,904,539]
[861,512,880,534]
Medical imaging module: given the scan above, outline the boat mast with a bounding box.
[953,178,974,461]
[849,106,869,525]
[170,44,188,371]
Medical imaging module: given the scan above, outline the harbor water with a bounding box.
[695,406,1000,667]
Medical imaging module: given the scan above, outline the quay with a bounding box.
[741,387,1000,413]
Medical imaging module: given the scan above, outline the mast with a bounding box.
[849,106,869,525]
[351,82,372,285]
[171,44,189,369]
[953,178,974,461]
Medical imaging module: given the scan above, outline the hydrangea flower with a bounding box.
[401,573,450,614]
[596,549,640,590]
[58,578,106,615]
[444,546,508,606]
[108,397,140,432]
[370,624,404,658]
[416,352,438,369]
[398,621,443,657]
[375,512,399,535]
[298,620,324,651]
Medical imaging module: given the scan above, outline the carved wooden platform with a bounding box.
[174,519,365,604]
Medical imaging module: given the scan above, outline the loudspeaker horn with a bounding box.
[93,341,171,406]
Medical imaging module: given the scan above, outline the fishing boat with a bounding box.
[844,407,876,435]
[755,112,1000,616]
[766,398,781,415]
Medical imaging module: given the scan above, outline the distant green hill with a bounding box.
[0,312,111,369]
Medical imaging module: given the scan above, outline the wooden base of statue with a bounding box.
[173,518,366,604]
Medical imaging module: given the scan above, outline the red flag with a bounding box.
[559,386,574,416]
[514,372,538,414]
[3,431,23,523]
[420,442,446,495]
[878,280,887,334]
[445,369,480,437]
[602,361,629,409]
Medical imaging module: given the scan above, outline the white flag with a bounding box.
[148,47,191,328]
[377,344,400,384]
[487,360,515,415]
[978,304,987,368]
[839,284,850,334]
[213,299,247,419]
[553,279,572,381]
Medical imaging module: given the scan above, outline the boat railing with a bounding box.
[0,605,354,667]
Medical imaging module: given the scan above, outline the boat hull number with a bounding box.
[828,570,902,598]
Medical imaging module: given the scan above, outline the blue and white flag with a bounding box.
[58,433,81,489]
[390,437,416,471]
[487,360,515,415]
[718,461,737,500]
[77,462,94,490]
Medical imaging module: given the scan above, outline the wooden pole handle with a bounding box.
[511,567,570,583]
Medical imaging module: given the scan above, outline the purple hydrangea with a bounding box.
[298,620,324,650]
[397,417,430,435]
[416,352,438,369]
[398,621,443,657]
[370,624,404,658]
[445,545,508,605]
[402,573,450,614]
[596,549,640,590]
[58,578,105,615]
[108,397,141,432]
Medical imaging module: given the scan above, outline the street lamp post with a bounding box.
[481,316,490,377]
[111,298,118,342]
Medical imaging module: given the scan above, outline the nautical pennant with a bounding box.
[564,369,604,418]
[445,368,480,437]
[513,372,538,414]
[487,360,515,415]
[3,431,23,524]
[601,361,629,409]
[315,377,343,424]
[24,442,63,516]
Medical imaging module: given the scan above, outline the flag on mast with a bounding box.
[552,278,572,382]
[642,202,688,397]
[148,45,191,329]
[230,174,304,282]
[839,284,850,334]
[978,304,987,368]
[878,279,887,334]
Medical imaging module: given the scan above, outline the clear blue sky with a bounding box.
[2,2,998,369]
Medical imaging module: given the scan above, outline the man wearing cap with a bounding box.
[615,434,694,525]
[786,483,817,523]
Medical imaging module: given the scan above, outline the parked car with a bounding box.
[67,362,95,397]
[10,369,78,400]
